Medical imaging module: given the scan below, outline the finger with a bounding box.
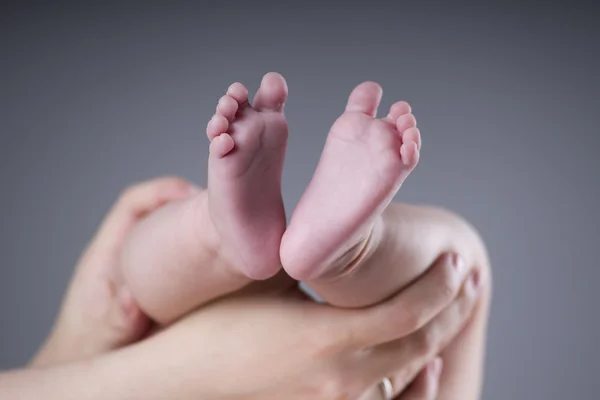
[109,176,198,221]
[356,358,441,400]
[341,252,470,348]
[71,177,200,343]
[93,176,200,252]
[395,357,442,400]
[36,178,200,365]
[365,269,481,381]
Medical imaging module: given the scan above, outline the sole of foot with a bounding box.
[206,72,289,280]
[280,81,421,281]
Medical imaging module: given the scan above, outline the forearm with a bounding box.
[1,355,129,399]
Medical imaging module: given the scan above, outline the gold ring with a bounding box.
[379,376,394,400]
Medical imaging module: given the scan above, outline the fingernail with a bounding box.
[450,253,465,275]
[466,269,481,295]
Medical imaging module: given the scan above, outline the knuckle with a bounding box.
[392,302,425,333]
[309,312,364,355]
[318,371,351,400]
[413,326,439,356]
[309,326,347,358]
[388,370,413,395]
[433,206,492,286]
[437,264,460,300]
[307,325,336,356]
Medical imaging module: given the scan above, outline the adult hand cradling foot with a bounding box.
[17,178,481,400]
[2,72,492,400]
[73,254,478,400]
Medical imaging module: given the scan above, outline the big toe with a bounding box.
[345,81,383,117]
[253,72,288,112]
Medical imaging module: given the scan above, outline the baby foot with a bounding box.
[207,72,289,279]
[280,81,420,280]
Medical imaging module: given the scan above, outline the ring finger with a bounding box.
[395,357,442,400]
[357,357,442,400]
[364,268,481,388]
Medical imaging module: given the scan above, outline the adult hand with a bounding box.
[358,357,443,400]
[30,176,200,367]
[25,175,482,399]
[100,252,481,400]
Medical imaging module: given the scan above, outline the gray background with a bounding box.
[1,2,599,399]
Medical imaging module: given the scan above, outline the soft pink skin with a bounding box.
[279,82,490,399]
[119,73,289,324]
[207,72,289,280]
[280,81,421,280]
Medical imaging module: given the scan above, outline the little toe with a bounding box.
[395,113,417,133]
[345,81,383,117]
[386,100,411,121]
[403,127,422,152]
[253,72,288,112]
[400,140,420,168]
[209,133,235,158]
[226,82,249,106]
[216,95,239,121]
[206,114,229,140]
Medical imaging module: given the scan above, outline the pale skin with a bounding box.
[112,73,491,398]
[118,73,291,323]
[31,177,198,365]
[4,264,478,400]
[306,204,492,400]
[119,72,422,324]
[8,178,484,399]
[114,73,491,398]
[280,80,492,400]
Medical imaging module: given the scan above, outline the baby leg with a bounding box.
[305,203,492,400]
[119,73,290,324]
[281,82,420,281]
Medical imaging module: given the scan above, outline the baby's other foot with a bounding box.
[207,72,289,279]
[280,81,420,280]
